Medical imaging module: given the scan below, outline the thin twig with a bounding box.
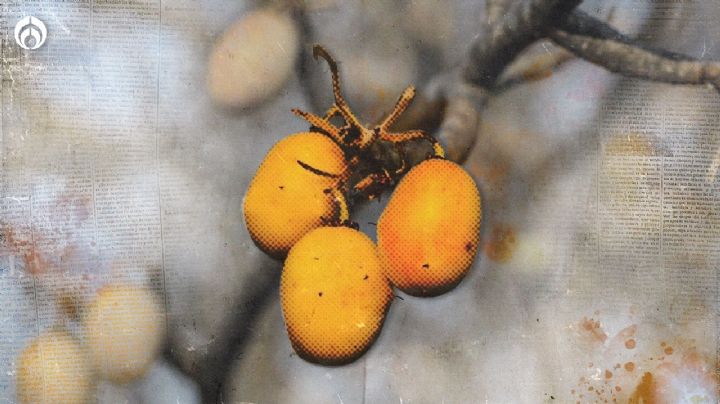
[494,40,575,92]
[549,10,720,90]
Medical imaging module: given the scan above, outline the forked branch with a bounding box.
[549,10,720,91]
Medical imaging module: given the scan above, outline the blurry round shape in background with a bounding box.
[84,284,165,384]
[207,9,300,109]
[16,330,94,404]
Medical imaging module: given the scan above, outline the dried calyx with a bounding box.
[292,45,445,201]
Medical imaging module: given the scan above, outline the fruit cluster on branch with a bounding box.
[243,46,482,365]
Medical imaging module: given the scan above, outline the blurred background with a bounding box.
[0,0,718,402]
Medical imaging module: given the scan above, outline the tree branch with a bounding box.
[494,40,575,92]
[434,0,584,163]
[549,10,720,90]
[463,0,583,88]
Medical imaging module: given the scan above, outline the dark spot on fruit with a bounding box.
[465,242,473,252]
[279,185,285,190]
[363,274,369,280]
[422,263,430,269]
[318,292,323,297]
[323,188,332,194]
[313,257,319,260]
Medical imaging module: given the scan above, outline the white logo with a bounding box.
[14,16,48,50]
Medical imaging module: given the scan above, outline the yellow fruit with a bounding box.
[84,284,165,384]
[16,330,93,404]
[280,226,392,365]
[244,132,348,258]
[378,158,481,296]
[207,8,299,108]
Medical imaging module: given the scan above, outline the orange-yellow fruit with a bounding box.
[280,226,393,365]
[378,158,481,296]
[244,132,347,258]
[16,330,93,404]
[84,284,165,384]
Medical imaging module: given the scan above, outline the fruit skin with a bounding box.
[16,330,93,404]
[281,226,393,365]
[244,132,347,258]
[377,158,481,296]
[207,9,299,108]
[84,284,165,384]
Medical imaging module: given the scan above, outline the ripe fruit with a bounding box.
[16,329,93,404]
[207,8,299,108]
[244,132,348,258]
[280,226,393,365]
[378,158,481,296]
[84,284,165,384]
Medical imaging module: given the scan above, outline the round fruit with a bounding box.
[84,284,165,384]
[16,329,93,404]
[377,158,481,296]
[207,8,299,108]
[244,132,347,258]
[280,226,393,365]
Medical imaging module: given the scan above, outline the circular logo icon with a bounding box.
[14,16,48,50]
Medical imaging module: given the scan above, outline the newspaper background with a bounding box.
[0,0,718,403]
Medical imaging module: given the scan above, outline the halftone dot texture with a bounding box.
[281,227,393,365]
[378,159,481,297]
[244,132,347,258]
[16,330,93,404]
[84,284,165,384]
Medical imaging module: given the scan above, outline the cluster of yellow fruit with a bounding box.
[244,46,481,365]
[16,284,165,403]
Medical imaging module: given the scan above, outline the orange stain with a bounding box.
[625,339,636,349]
[663,346,673,355]
[580,317,608,343]
[624,362,635,372]
[604,133,658,157]
[482,223,517,263]
[469,160,509,194]
[617,324,637,339]
[629,372,657,404]
[57,292,81,319]
[2,225,49,275]
[23,248,50,275]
